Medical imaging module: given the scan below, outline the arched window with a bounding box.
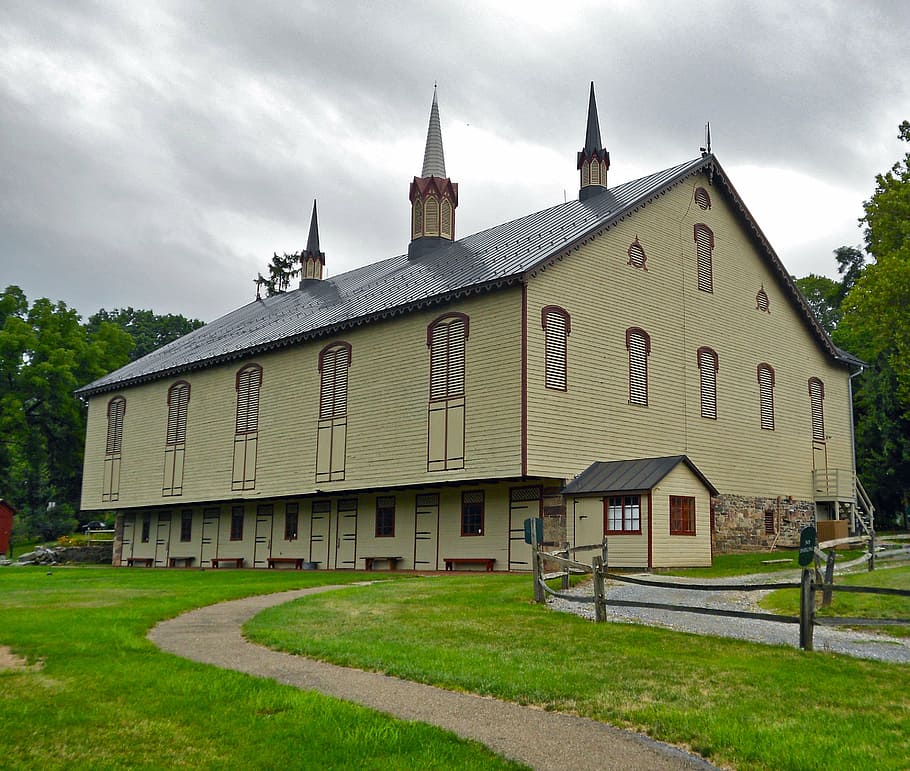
[625,327,651,406]
[541,306,570,390]
[232,364,262,490]
[756,286,770,313]
[427,313,468,471]
[697,347,718,419]
[627,238,647,270]
[694,224,714,293]
[694,187,712,210]
[163,382,190,497]
[440,198,452,238]
[809,377,825,442]
[316,342,352,483]
[103,396,125,502]
[425,196,439,236]
[412,198,423,239]
[590,159,600,185]
[757,363,775,431]
[581,161,590,187]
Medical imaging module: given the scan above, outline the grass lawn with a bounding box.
[246,574,910,771]
[762,564,910,638]
[0,567,523,770]
[661,549,865,578]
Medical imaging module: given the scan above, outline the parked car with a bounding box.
[82,521,110,533]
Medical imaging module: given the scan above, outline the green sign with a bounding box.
[523,517,544,545]
[798,525,817,566]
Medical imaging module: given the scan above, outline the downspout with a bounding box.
[521,281,528,477]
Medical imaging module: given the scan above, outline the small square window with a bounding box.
[285,503,299,541]
[461,491,484,536]
[375,496,395,538]
[669,496,696,535]
[230,506,244,541]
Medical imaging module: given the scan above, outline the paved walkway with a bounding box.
[148,586,717,771]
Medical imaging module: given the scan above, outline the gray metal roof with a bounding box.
[76,153,855,396]
[583,82,604,155]
[562,456,719,496]
[420,88,447,178]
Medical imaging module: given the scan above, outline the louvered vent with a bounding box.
[694,187,712,210]
[543,307,570,390]
[809,378,825,441]
[626,328,650,406]
[106,397,126,455]
[319,344,351,420]
[429,317,466,400]
[694,224,714,292]
[697,347,718,419]
[166,382,189,445]
[758,364,775,430]
[756,287,770,313]
[235,365,262,434]
[627,238,647,269]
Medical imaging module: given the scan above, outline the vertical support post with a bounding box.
[868,532,875,572]
[592,555,605,622]
[531,520,545,604]
[601,536,608,571]
[821,550,835,608]
[799,568,815,651]
[561,541,569,590]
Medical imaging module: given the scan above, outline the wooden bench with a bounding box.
[125,557,154,567]
[168,556,195,568]
[210,557,244,569]
[267,557,305,570]
[361,556,403,571]
[443,557,495,572]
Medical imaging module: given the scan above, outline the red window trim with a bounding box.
[375,496,396,538]
[694,187,712,210]
[625,327,651,406]
[426,312,470,347]
[540,305,571,333]
[460,490,485,537]
[235,363,262,390]
[757,363,776,431]
[318,341,353,370]
[669,495,697,536]
[603,494,643,535]
[625,327,651,353]
[627,237,648,270]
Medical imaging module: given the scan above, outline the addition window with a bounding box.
[316,342,352,483]
[605,495,641,534]
[141,513,151,543]
[757,363,775,431]
[375,496,395,538]
[103,396,125,502]
[693,223,714,292]
[163,381,190,497]
[627,238,647,270]
[461,490,484,536]
[697,347,719,419]
[284,503,299,541]
[427,312,468,471]
[808,377,825,442]
[541,306,570,391]
[180,510,192,542]
[669,496,696,535]
[230,506,244,541]
[232,364,262,490]
[625,327,651,406]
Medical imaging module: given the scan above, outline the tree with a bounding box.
[254,252,301,298]
[86,308,204,362]
[795,273,842,335]
[0,286,133,538]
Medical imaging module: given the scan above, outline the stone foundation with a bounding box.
[711,494,815,553]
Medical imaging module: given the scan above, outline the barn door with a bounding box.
[120,514,135,566]
[508,487,542,572]
[413,493,440,570]
[253,505,274,568]
[154,512,171,566]
[334,498,358,569]
[200,508,220,567]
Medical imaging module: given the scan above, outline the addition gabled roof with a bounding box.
[77,153,858,397]
[562,456,719,496]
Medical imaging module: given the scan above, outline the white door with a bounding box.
[200,508,220,567]
[253,506,274,568]
[413,493,440,570]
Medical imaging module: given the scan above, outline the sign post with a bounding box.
[798,525,817,567]
[798,525,817,650]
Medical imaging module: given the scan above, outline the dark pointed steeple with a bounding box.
[409,87,458,259]
[578,82,610,201]
[300,199,325,282]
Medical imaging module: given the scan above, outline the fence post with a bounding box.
[592,555,605,622]
[601,536,608,571]
[799,568,815,651]
[821,549,835,608]
[561,541,570,590]
[868,531,875,572]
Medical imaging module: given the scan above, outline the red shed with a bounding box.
[0,499,15,556]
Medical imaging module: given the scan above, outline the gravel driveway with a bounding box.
[547,571,910,664]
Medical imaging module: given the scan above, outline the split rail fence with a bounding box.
[533,534,910,651]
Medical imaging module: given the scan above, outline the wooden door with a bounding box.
[508,487,542,572]
[309,500,331,568]
[120,514,135,566]
[334,498,358,569]
[200,508,220,567]
[413,493,440,570]
[154,512,171,566]
[253,505,274,568]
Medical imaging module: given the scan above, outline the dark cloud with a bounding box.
[1,0,907,321]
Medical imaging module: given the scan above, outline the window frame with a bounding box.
[461,490,484,537]
[693,223,715,293]
[284,502,299,541]
[541,305,570,391]
[375,496,396,538]
[234,364,262,435]
[105,396,126,456]
[669,495,696,536]
[757,363,775,431]
[427,312,469,401]
[808,377,825,442]
[625,327,651,406]
[604,494,642,535]
[180,510,192,542]
[697,346,719,420]
[141,513,151,543]
[165,381,190,445]
[230,506,244,541]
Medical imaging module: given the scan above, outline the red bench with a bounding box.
[361,556,403,571]
[125,557,154,567]
[210,557,244,568]
[443,557,495,572]
[267,557,304,569]
[168,556,195,568]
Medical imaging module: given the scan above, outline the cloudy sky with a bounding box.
[2,1,908,323]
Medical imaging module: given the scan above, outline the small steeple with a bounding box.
[409,87,458,259]
[300,199,325,282]
[577,82,610,201]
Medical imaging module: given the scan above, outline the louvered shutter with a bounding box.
[627,330,649,406]
[694,187,711,210]
[758,365,775,430]
[756,288,770,312]
[166,383,189,444]
[425,197,439,236]
[809,378,825,441]
[430,318,465,400]
[440,198,452,237]
[320,346,350,420]
[235,366,261,434]
[627,241,646,269]
[698,348,718,419]
[106,398,125,455]
[544,309,568,390]
[694,224,714,292]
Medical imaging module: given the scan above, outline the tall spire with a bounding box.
[578,81,610,201]
[421,86,447,178]
[300,199,325,282]
[409,87,458,259]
